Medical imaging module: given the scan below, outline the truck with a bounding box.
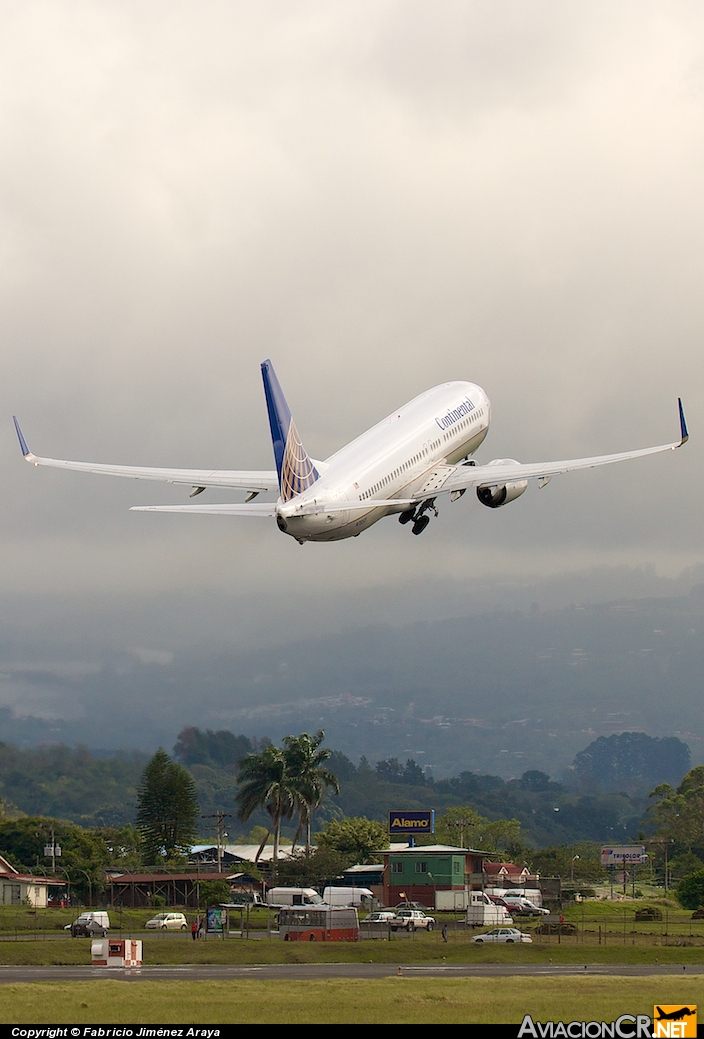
[465,891,513,927]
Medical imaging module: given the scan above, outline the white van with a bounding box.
[266,887,324,907]
[322,886,374,908]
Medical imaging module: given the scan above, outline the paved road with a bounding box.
[1,964,703,982]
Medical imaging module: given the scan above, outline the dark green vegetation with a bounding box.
[136,749,199,862]
[0,741,146,826]
[571,732,691,795]
[1,729,672,846]
[184,728,673,847]
[0,815,141,902]
[235,731,338,862]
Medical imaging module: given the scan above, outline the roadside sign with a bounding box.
[600,845,646,866]
[388,810,435,836]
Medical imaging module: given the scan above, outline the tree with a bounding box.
[199,879,232,907]
[283,731,339,853]
[571,733,691,794]
[136,749,199,863]
[236,744,296,866]
[677,869,704,910]
[276,846,351,887]
[173,727,253,770]
[434,805,526,859]
[316,816,388,861]
[648,765,704,859]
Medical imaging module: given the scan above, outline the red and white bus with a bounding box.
[278,905,360,942]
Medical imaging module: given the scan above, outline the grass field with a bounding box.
[1,976,703,1024]
[2,934,704,965]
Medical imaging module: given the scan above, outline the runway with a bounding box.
[1,963,702,982]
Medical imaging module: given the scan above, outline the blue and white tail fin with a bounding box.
[261,360,319,501]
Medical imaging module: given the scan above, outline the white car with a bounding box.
[472,927,532,944]
[390,909,436,931]
[145,912,189,931]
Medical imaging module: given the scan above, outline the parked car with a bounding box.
[145,912,189,930]
[64,911,110,938]
[487,894,512,910]
[503,897,549,917]
[472,927,532,944]
[363,911,397,924]
[390,909,436,931]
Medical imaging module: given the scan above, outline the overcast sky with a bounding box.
[1,1,703,700]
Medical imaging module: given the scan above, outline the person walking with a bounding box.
[442,923,448,943]
[191,918,198,941]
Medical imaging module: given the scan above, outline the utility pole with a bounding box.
[202,812,232,873]
[43,826,61,874]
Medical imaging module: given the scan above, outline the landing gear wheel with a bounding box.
[398,510,415,525]
[412,515,430,535]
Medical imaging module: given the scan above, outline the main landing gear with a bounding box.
[398,498,438,535]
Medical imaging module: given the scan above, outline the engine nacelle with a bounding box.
[476,458,528,509]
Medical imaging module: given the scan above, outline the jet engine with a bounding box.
[476,458,528,509]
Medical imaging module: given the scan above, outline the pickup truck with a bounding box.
[389,909,436,931]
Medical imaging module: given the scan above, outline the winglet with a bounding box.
[678,398,689,445]
[12,416,31,458]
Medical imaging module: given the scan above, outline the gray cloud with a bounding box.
[0,2,702,737]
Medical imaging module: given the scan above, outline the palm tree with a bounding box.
[235,744,296,867]
[283,731,340,854]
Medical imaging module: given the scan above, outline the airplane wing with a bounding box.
[434,398,689,497]
[12,418,278,494]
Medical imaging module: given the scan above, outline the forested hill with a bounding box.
[1,730,690,846]
[0,742,146,827]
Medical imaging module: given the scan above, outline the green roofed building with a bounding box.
[380,844,490,909]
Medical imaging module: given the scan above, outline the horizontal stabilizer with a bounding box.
[130,503,277,516]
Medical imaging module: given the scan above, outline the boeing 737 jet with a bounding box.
[13,360,689,544]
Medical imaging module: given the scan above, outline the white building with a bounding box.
[0,853,51,907]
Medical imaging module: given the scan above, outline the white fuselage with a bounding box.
[277,381,491,542]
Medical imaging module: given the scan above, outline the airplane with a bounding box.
[13,359,689,545]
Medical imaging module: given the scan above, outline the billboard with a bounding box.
[388,810,435,836]
[600,845,646,867]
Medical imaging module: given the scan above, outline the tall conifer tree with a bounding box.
[136,749,199,862]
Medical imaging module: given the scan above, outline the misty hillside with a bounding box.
[1,587,703,779]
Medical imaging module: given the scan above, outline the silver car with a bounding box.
[145,912,189,931]
[472,927,532,944]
